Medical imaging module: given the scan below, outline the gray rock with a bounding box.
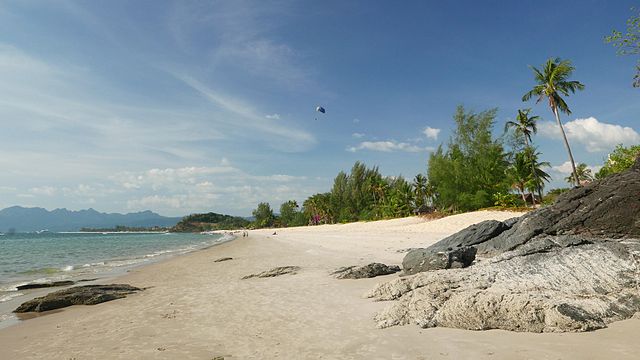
[14,284,142,313]
[403,247,477,275]
[241,266,300,279]
[368,163,640,332]
[332,263,400,279]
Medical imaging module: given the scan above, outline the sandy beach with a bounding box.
[1,210,639,359]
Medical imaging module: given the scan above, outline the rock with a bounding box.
[370,164,640,332]
[214,257,233,262]
[241,266,300,279]
[332,263,400,279]
[403,247,477,275]
[402,219,514,275]
[14,284,142,313]
[16,280,75,290]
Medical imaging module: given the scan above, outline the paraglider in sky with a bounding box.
[315,106,325,120]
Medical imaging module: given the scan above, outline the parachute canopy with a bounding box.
[316,106,326,114]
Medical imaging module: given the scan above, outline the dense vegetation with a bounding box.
[596,144,640,179]
[172,212,250,232]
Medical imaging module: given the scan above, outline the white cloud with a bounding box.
[551,161,602,175]
[352,132,365,138]
[422,126,441,140]
[265,113,280,120]
[353,118,360,123]
[539,117,640,153]
[347,141,434,153]
[29,186,57,196]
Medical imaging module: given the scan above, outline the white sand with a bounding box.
[1,210,639,359]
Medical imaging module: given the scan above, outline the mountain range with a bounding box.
[0,206,182,232]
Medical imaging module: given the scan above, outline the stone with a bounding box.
[14,284,142,313]
[332,263,400,279]
[402,247,477,275]
[241,266,300,279]
[369,163,640,332]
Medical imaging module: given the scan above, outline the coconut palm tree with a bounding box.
[506,151,532,205]
[522,147,551,198]
[564,163,593,185]
[505,108,542,202]
[522,57,585,186]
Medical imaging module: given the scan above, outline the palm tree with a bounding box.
[522,57,585,186]
[564,163,593,185]
[506,151,532,205]
[522,147,551,197]
[505,108,542,202]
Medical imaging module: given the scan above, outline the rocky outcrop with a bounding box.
[16,280,75,290]
[14,284,142,312]
[332,263,400,279]
[369,161,640,332]
[241,266,300,279]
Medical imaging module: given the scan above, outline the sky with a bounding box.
[0,0,638,217]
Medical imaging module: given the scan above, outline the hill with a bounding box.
[172,212,250,232]
[0,206,182,232]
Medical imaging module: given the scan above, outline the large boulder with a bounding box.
[371,162,640,332]
[14,284,142,313]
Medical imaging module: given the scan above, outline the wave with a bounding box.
[0,292,24,303]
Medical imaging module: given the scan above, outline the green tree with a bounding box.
[412,173,433,211]
[522,57,585,187]
[252,202,275,228]
[505,108,543,202]
[428,106,509,211]
[596,144,640,178]
[279,200,300,227]
[605,7,640,87]
[522,147,551,199]
[565,163,593,185]
[506,151,533,205]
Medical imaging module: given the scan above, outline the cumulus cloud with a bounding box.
[347,141,434,153]
[422,126,441,140]
[539,117,640,153]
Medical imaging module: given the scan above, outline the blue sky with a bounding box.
[0,0,638,216]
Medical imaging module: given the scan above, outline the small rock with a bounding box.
[14,284,142,313]
[332,263,400,279]
[241,266,300,279]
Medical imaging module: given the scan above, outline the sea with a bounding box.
[0,231,231,328]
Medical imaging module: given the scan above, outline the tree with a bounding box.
[412,173,433,211]
[605,7,640,87]
[505,108,543,202]
[565,163,593,185]
[428,106,509,211]
[596,144,640,178]
[279,200,299,227]
[506,151,532,205]
[522,147,551,198]
[522,58,585,187]
[252,202,275,228]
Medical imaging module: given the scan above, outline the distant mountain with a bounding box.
[0,206,182,232]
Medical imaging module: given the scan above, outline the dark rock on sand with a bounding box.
[402,246,477,275]
[16,280,75,290]
[14,284,142,313]
[332,263,400,279]
[241,266,300,279]
[369,160,640,332]
[214,257,233,262]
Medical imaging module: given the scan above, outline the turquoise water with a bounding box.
[0,231,229,319]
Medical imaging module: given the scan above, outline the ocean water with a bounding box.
[0,231,230,327]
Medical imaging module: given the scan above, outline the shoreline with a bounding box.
[0,231,237,330]
[1,211,639,359]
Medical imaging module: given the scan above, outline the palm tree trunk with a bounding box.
[553,106,580,187]
[523,137,541,205]
[520,188,527,205]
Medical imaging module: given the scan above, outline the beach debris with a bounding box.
[214,257,233,263]
[14,284,142,313]
[16,280,75,290]
[332,263,400,279]
[368,158,640,332]
[241,266,300,279]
